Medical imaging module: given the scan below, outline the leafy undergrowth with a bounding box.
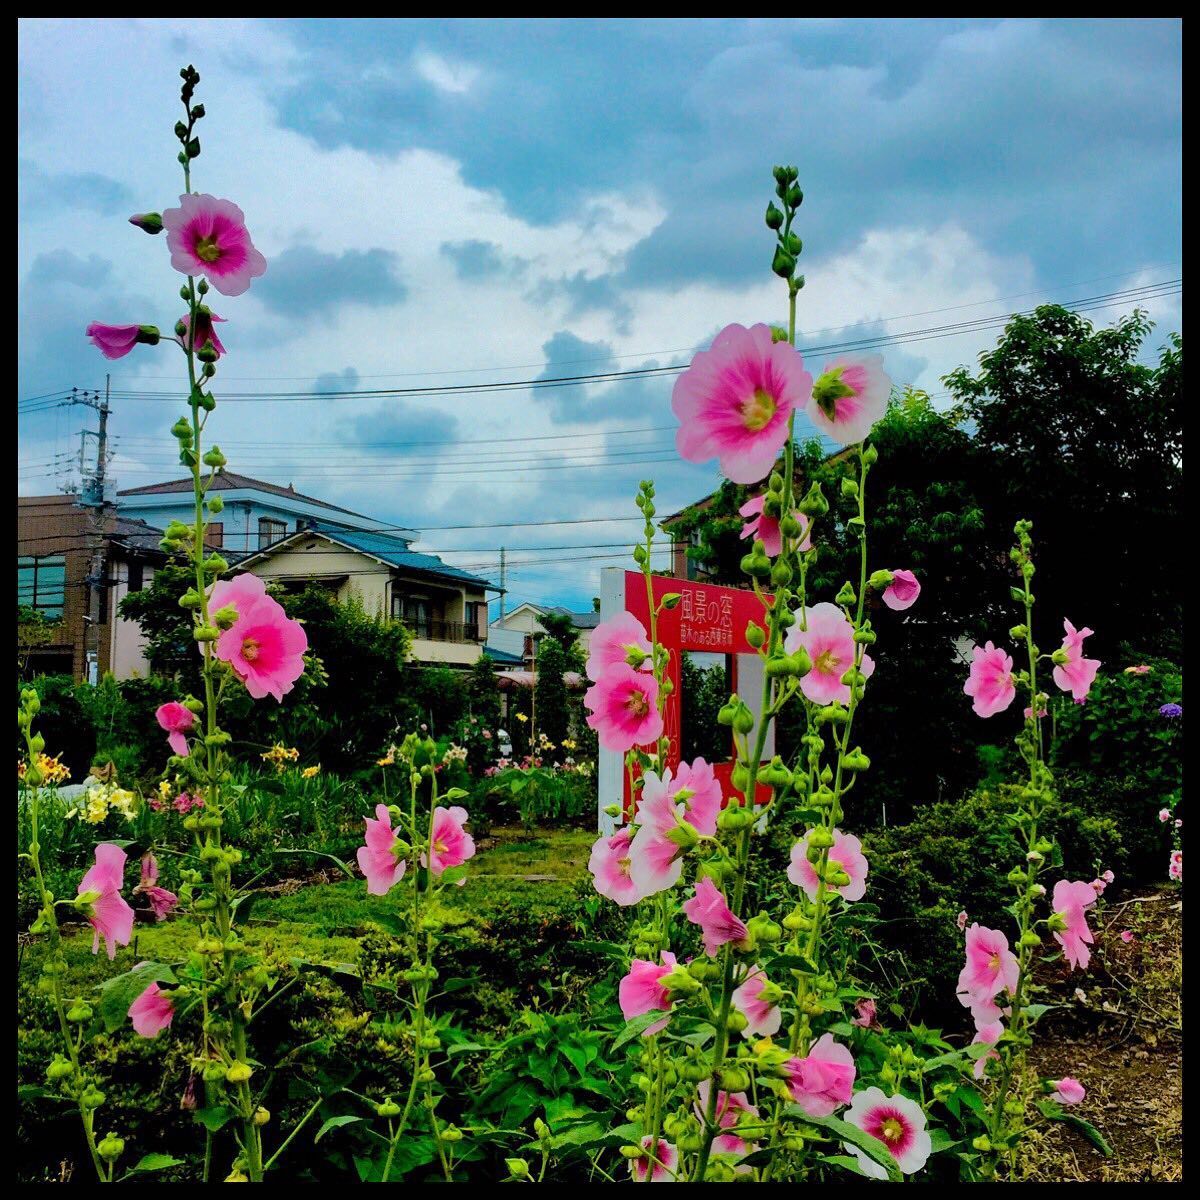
[1024,886,1182,1182]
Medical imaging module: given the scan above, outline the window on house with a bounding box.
[206,522,223,548]
[127,560,144,594]
[465,601,485,639]
[392,595,432,639]
[17,555,66,619]
[258,518,287,549]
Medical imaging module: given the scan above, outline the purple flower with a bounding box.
[1159,703,1183,719]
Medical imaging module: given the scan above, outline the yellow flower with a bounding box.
[302,765,321,779]
[108,788,139,820]
[377,753,395,767]
[515,713,529,723]
[158,779,173,800]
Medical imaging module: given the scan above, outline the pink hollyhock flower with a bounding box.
[86,322,160,360]
[695,1081,759,1158]
[628,760,723,896]
[1090,878,1107,895]
[155,701,195,757]
[618,951,677,1036]
[964,641,1016,718]
[357,804,407,895]
[738,494,811,558]
[807,354,890,446]
[787,828,869,903]
[128,981,175,1038]
[1024,706,1049,720]
[1120,929,1135,944]
[1052,619,1101,701]
[77,843,134,960]
[586,612,653,682]
[731,966,782,1038]
[179,310,227,357]
[882,569,921,612]
[162,193,267,297]
[588,826,651,907]
[784,1032,856,1117]
[683,876,749,957]
[209,573,308,702]
[785,602,875,706]
[1124,664,1151,675]
[957,924,1019,1024]
[628,1135,678,1182]
[1159,808,1172,823]
[852,997,882,1030]
[672,323,813,485]
[1050,1077,1086,1106]
[584,664,663,752]
[1168,850,1182,882]
[957,910,969,931]
[971,1020,1004,1081]
[843,1087,932,1178]
[134,853,179,922]
[425,806,476,876]
[1051,880,1097,971]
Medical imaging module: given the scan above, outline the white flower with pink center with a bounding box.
[842,1087,932,1178]
[806,354,891,446]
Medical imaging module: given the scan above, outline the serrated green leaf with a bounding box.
[193,1105,235,1132]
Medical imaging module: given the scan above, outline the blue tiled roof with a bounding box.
[482,643,525,664]
[316,526,499,591]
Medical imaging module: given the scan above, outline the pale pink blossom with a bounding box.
[807,354,890,446]
[628,760,722,895]
[971,1020,1004,1081]
[695,1082,759,1158]
[852,997,882,1030]
[134,853,178,922]
[588,826,649,907]
[77,843,134,959]
[584,665,663,752]
[683,876,749,957]
[731,966,782,1038]
[843,1087,932,1178]
[1168,849,1182,882]
[785,602,875,706]
[1052,619,1101,702]
[882,569,921,612]
[425,806,475,875]
[1124,664,1151,675]
[673,323,813,484]
[957,924,1019,1026]
[1090,878,1107,895]
[629,1135,678,1182]
[586,612,653,682]
[86,322,159,360]
[787,828,869,902]
[162,193,267,296]
[1024,706,1048,720]
[1159,808,1172,823]
[209,574,308,702]
[784,1033,856,1117]
[155,701,195,757]
[128,981,174,1038]
[1052,880,1097,971]
[357,804,407,895]
[1050,1077,1086,1106]
[738,494,811,558]
[956,910,969,931]
[1119,930,1135,944]
[964,641,1016,718]
[618,951,677,1036]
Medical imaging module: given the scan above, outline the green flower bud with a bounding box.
[771,246,796,278]
[97,1134,125,1162]
[834,581,857,608]
[225,1062,253,1084]
[797,483,828,517]
[745,621,766,649]
[840,476,859,499]
[765,202,784,230]
[867,569,894,590]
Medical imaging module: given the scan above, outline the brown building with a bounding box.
[17,495,165,682]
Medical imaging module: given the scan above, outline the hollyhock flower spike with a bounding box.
[134,853,179,921]
[1049,1077,1086,1106]
[586,611,653,682]
[882,568,921,611]
[618,951,677,1036]
[209,573,308,702]
[129,981,175,1038]
[673,323,813,484]
[788,827,869,902]
[155,701,195,757]
[683,876,749,957]
[1051,880,1097,971]
[843,1087,932,1178]
[806,353,890,446]
[1052,619,1101,702]
[162,193,267,296]
[87,322,160,360]
[584,664,663,752]
[425,806,476,876]
[971,1020,1004,1080]
[739,494,811,558]
[357,804,407,896]
[695,1082,760,1157]
[77,843,134,959]
[628,1135,678,1182]
[785,1032,856,1117]
[785,602,875,706]
[964,641,1016,717]
[1168,849,1182,882]
[731,965,783,1038]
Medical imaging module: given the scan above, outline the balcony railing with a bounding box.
[403,618,484,644]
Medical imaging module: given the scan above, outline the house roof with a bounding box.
[236,526,502,592]
[106,515,167,556]
[118,472,380,523]
[510,602,600,629]
[482,643,525,665]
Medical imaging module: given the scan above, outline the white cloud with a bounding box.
[411,48,481,95]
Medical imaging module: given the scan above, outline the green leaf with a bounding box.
[1037,1101,1112,1155]
[98,961,178,1032]
[928,1128,959,1154]
[125,1153,184,1175]
[19,1085,70,1104]
[193,1105,235,1133]
[816,1152,875,1176]
[794,1110,901,1181]
[613,1010,666,1049]
[315,1114,363,1143]
[547,1121,609,1149]
[1023,1003,1053,1023]
[771,952,821,976]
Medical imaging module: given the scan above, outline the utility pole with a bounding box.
[71,377,112,686]
[499,546,506,621]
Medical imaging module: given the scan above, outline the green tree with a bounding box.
[468,653,501,729]
[534,636,569,748]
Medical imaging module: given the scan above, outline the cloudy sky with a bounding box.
[18,18,1181,615]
